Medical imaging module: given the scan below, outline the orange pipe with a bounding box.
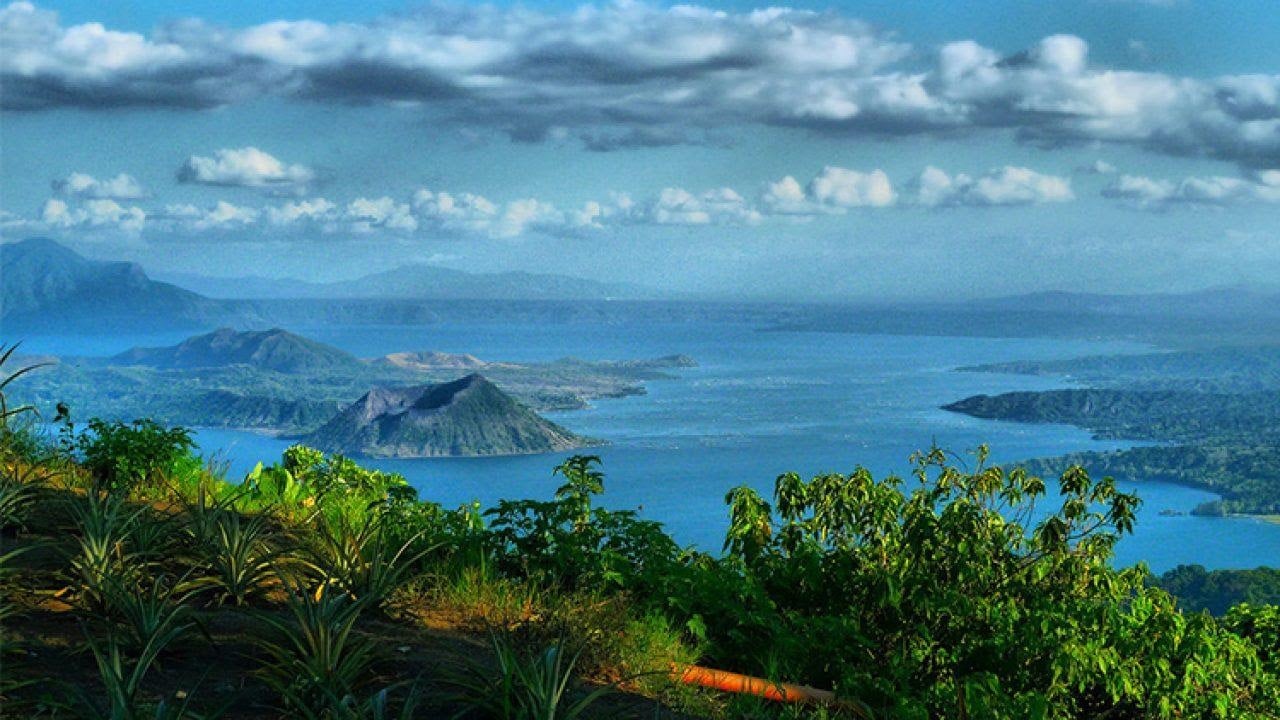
[673,664,837,705]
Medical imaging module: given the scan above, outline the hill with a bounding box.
[159,263,649,300]
[108,327,363,373]
[303,374,599,457]
[959,345,1280,393]
[0,238,231,331]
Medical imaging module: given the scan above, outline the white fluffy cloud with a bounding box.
[52,172,146,199]
[3,3,1277,167]
[915,166,1075,207]
[41,197,146,232]
[808,167,897,208]
[637,187,762,226]
[1103,171,1280,207]
[265,198,338,226]
[160,200,260,230]
[177,147,314,189]
[760,167,896,215]
[345,197,417,233]
[16,160,1093,241]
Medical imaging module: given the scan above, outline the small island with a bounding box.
[304,374,600,457]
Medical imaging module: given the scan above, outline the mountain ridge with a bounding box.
[157,263,650,300]
[107,327,364,373]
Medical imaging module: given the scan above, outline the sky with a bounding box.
[1,0,1278,301]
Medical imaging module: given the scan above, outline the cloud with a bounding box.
[265,197,338,226]
[4,3,1276,167]
[10,163,1100,242]
[808,167,896,208]
[1103,171,1280,207]
[637,187,762,226]
[177,147,314,189]
[1078,160,1117,175]
[760,167,896,214]
[915,166,1075,206]
[345,197,417,233]
[159,200,260,230]
[41,197,146,232]
[761,176,810,214]
[52,172,146,199]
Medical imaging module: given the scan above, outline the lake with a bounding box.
[25,316,1280,573]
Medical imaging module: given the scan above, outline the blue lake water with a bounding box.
[25,319,1280,573]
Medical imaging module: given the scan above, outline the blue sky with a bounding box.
[2,0,1278,299]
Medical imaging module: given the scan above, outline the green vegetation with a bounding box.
[1156,565,1280,615]
[1018,444,1280,515]
[944,345,1280,515]
[4,354,1280,717]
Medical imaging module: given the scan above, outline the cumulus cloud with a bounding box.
[11,163,1102,242]
[159,200,260,230]
[1103,171,1280,207]
[41,197,146,232]
[759,167,896,215]
[177,147,314,189]
[637,187,762,226]
[760,176,811,214]
[52,172,146,199]
[915,166,1075,206]
[4,3,1276,167]
[808,167,896,208]
[265,197,338,226]
[345,197,417,233]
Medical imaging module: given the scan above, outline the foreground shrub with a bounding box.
[71,418,196,495]
[486,455,681,595]
[666,446,1280,718]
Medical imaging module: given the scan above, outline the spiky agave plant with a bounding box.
[126,506,180,564]
[254,587,380,716]
[307,511,431,611]
[72,621,224,720]
[181,485,284,606]
[0,474,35,534]
[0,342,53,533]
[446,631,610,720]
[66,490,144,613]
[100,571,201,653]
[193,509,282,607]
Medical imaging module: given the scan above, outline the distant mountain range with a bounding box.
[9,237,1280,347]
[0,238,233,331]
[156,263,649,300]
[304,373,598,457]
